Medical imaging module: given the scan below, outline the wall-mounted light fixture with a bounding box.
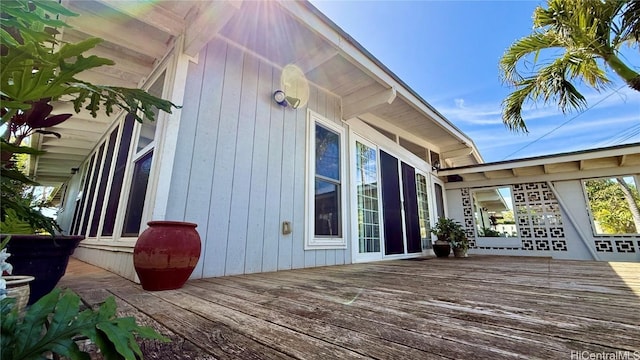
[273,90,301,109]
[431,160,441,172]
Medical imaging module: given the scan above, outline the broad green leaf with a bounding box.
[14,288,61,355]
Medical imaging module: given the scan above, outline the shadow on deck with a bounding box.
[58,255,640,359]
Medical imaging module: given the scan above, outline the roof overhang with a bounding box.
[438,144,640,189]
[30,0,481,192]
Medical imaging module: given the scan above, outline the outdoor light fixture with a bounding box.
[273,90,301,109]
[431,160,441,171]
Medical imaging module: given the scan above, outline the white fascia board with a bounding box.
[444,165,640,190]
[439,145,640,177]
[276,1,479,154]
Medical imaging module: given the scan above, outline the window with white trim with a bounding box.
[306,111,346,249]
[583,175,640,235]
[121,70,166,237]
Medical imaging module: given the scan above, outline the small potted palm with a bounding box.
[450,227,469,258]
[430,217,465,258]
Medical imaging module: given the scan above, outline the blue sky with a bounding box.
[310,0,640,163]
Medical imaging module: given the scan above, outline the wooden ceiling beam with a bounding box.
[441,147,473,160]
[343,87,396,120]
[184,1,242,57]
[65,8,168,59]
[619,154,627,166]
[95,0,185,36]
[294,46,338,74]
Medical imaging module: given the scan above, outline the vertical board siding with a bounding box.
[277,95,296,271]
[261,73,285,273]
[291,94,308,269]
[244,61,272,274]
[224,54,259,276]
[172,38,347,278]
[185,40,228,278]
[203,44,244,277]
[304,86,320,268]
[165,45,206,223]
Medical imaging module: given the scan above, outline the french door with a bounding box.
[352,135,432,262]
[380,150,422,256]
[353,137,383,262]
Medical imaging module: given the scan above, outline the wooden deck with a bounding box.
[58,256,640,359]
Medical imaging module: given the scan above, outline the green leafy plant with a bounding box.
[479,227,502,237]
[1,0,180,234]
[500,0,639,132]
[1,288,169,360]
[430,217,465,243]
[0,209,35,235]
[449,228,469,251]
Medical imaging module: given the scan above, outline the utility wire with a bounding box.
[501,85,628,160]
[595,122,640,147]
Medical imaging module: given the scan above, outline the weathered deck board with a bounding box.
[59,255,640,359]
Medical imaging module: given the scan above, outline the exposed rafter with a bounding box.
[619,154,627,166]
[343,87,396,120]
[96,0,185,36]
[184,1,242,57]
[294,46,338,74]
[64,7,169,59]
[441,147,473,160]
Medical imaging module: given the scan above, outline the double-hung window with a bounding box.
[306,111,346,249]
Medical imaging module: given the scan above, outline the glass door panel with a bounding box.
[356,141,381,254]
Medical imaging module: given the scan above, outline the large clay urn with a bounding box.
[133,221,201,291]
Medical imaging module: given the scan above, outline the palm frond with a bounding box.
[621,0,640,42]
[501,79,536,132]
[500,31,564,85]
[499,0,634,132]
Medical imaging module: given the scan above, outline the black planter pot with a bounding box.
[433,241,451,258]
[2,234,84,304]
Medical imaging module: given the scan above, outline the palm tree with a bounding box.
[500,0,639,132]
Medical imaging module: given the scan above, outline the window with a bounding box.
[306,111,346,249]
[102,115,135,236]
[88,126,119,237]
[472,187,518,238]
[122,151,153,236]
[120,70,166,237]
[416,173,431,250]
[355,140,380,253]
[583,176,640,235]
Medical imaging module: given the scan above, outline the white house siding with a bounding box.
[446,179,639,262]
[164,37,350,279]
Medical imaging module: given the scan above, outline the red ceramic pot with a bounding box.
[133,221,201,291]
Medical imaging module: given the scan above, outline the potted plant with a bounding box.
[0,0,179,304]
[450,227,469,258]
[0,236,34,312]
[430,217,465,258]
